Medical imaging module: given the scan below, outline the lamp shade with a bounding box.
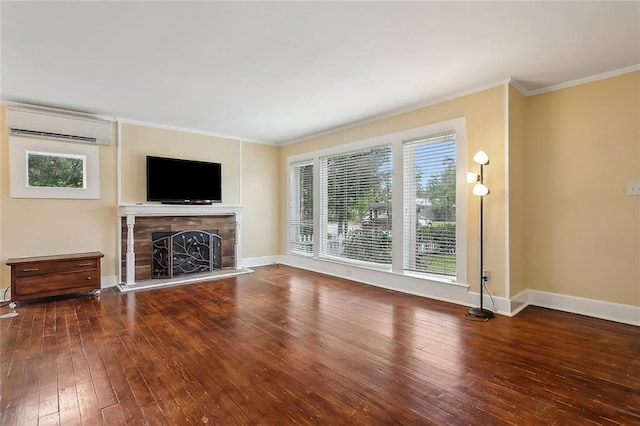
[467,172,479,183]
[472,150,489,165]
[472,183,490,196]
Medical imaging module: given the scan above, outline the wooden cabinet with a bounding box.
[6,252,104,302]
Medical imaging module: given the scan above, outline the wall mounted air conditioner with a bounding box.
[7,107,113,145]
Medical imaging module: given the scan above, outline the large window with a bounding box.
[289,161,314,255]
[287,119,467,284]
[403,134,456,275]
[319,146,392,267]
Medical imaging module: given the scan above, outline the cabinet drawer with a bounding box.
[15,269,98,296]
[14,259,97,277]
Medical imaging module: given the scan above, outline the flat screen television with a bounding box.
[146,156,222,204]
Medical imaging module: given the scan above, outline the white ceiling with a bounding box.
[1,2,639,144]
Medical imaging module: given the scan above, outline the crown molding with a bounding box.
[281,64,640,147]
[6,65,637,147]
[507,79,530,96]
[115,117,274,146]
[278,79,512,146]
[1,100,116,123]
[512,64,640,97]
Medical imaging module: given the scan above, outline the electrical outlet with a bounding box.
[482,270,490,286]
[627,183,640,196]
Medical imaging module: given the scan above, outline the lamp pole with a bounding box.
[469,161,494,319]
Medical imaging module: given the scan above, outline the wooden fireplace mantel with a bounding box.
[118,203,244,286]
[119,203,244,217]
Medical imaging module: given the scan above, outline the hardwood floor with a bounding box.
[1,265,638,425]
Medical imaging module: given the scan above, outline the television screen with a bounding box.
[146,156,222,204]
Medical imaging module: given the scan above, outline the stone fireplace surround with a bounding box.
[118,204,247,291]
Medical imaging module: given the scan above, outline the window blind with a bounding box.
[289,161,314,255]
[319,146,392,266]
[403,134,456,275]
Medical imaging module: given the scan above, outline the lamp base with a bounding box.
[468,307,495,319]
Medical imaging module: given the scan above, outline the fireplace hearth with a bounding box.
[152,229,222,278]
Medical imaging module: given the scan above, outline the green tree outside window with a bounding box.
[27,152,85,189]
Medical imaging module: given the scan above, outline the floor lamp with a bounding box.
[467,150,494,319]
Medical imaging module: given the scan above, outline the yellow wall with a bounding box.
[279,86,508,296]
[524,72,640,305]
[0,119,282,293]
[508,85,527,297]
[0,107,5,295]
[119,123,280,260]
[0,110,119,291]
[120,124,241,204]
[241,142,280,258]
[3,71,636,309]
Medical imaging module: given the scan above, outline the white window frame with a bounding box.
[402,133,458,277]
[287,117,467,285]
[9,136,100,199]
[26,150,88,188]
[288,160,314,256]
[318,145,393,270]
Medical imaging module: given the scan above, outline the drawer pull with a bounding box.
[87,276,92,280]
[22,268,39,272]
[78,263,93,267]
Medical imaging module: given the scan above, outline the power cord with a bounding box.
[0,287,9,308]
[483,277,497,313]
[462,275,497,321]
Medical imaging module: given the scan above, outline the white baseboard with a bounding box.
[273,256,639,326]
[241,256,280,268]
[524,289,639,326]
[102,275,118,288]
[480,290,511,316]
[509,289,530,316]
[278,254,512,316]
[10,258,636,326]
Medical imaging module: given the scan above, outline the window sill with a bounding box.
[317,254,391,272]
[403,270,469,288]
[287,252,469,289]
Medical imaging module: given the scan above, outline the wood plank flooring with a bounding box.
[1,265,639,425]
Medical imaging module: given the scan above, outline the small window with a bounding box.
[10,136,100,199]
[27,151,86,189]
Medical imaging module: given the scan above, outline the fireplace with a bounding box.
[120,213,237,282]
[151,229,222,278]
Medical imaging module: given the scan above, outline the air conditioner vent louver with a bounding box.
[9,128,98,143]
[7,107,112,146]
